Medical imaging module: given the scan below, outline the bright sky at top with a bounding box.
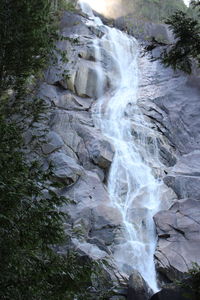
[183,0,190,6]
[80,0,190,18]
[79,0,127,18]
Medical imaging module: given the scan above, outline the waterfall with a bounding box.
[79,1,165,293]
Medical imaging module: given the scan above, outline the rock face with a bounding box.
[127,271,152,300]
[138,54,200,282]
[154,199,200,280]
[150,283,194,300]
[25,10,126,296]
[26,6,200,298]
[43,11,118,245]
[114,16,174,43]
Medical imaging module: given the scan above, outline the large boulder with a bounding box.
[127,271,152,300]
[154,199,200,281]
[75,123,114,169]
[164,151,200,200]
[42,131,64,154]
[74,61,106,99]
[49,152,83,184]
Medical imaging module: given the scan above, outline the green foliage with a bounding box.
[176,263,200,299]
[145,1,200,73]
[0,0,53,94]
[0,96,96,299]
[0,0,76,95]
[0,1,109,299]
[187,263,200,297]
[159,1,200,73]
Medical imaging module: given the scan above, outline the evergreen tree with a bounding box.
[0,1,104,299]
[159,0,200,73]
[0,105,93,299]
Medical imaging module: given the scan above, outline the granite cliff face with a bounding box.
[36,10,128,295]
[25,6,200,299]
[138,54,200,282]
[141,59,200,280]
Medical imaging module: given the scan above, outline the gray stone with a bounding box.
[53,90,93,111]
[154,199,200,281]
[75,124,114,169]
[138,55,200,156]
[38,83,59,104]
[150,283,194,300]
[163,151,200,199]
[88,25,108,38]
[63,170,111,207]
[74,61,106,99]
[62,169,122,250]
[157,140,177,167]
[78,46,97,61]
[50,110,83,155]
[114,16,174,43]
[72,238,108,260]
[59,10,91,37]
[60,11,84,30]
[127,271,152,300]
[89,227,116,246]
[164,175,200,200]
[170,151,200,176]
[61,23,91,37]
[49,152,83,184]
[42,131,64,154]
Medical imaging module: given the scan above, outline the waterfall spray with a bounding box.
[78,1,166,292]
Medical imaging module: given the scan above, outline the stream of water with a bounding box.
[79,1,165,292]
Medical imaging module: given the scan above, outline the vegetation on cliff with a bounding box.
[159,0,200,73]
[185,263,200,299]
[0,1,107,299]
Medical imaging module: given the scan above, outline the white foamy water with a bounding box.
[79,1,166,292]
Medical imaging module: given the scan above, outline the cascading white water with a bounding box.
[79,1,165,292]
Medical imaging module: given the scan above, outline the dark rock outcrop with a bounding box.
[150,284,194,300]
[127,271,152,300]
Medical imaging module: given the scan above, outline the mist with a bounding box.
[80,0,135,18]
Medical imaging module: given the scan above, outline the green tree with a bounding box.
[176,263,200,300]
[0,0,54,94]
[0,98,95,299]
[159,0,200,73]
[0,1,106,299]
[187,263,200,299]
